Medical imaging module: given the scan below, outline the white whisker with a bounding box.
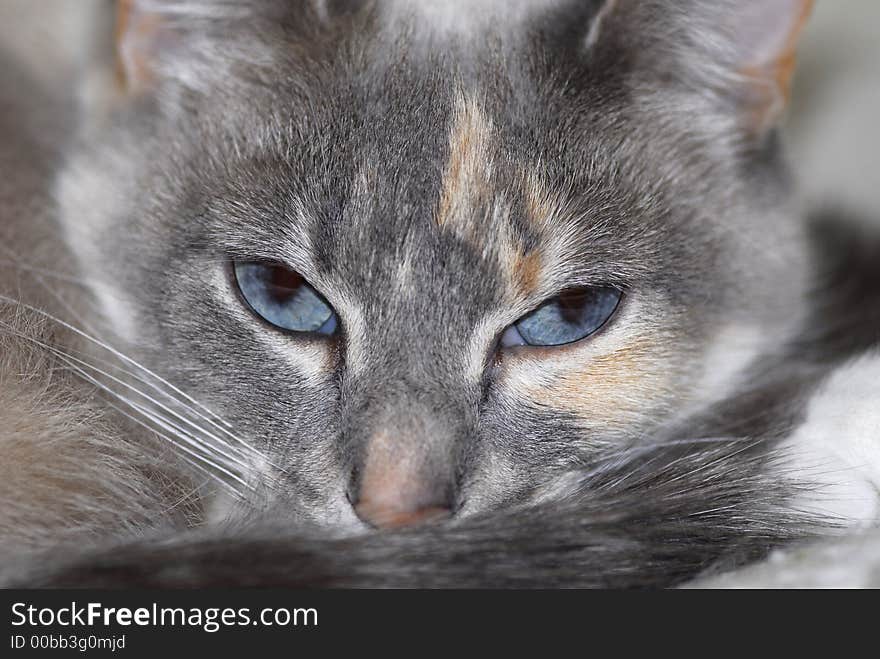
[65,364,252,500]
[48,343,258,471]
[0,294,233,428]
[0,316,249,465]
[0,312,259,499]
[0,295,282,475]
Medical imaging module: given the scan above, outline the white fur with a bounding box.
[335,295,370,376]
[384,0,564,38]
[782,352,880,526]
[690,528,880,588]
[696,324,768,408]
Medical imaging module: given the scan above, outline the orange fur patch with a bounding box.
[506,332,686,436]
[774,0,815,104]
[435,95,494,235]
[512,249,543,297]
[523,173,560,232]
[508,169,569,297]
[116,0,161,92]
[740,0,814,131]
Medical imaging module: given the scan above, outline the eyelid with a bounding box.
[498,286,624,350]
[227,257,332,304]
[221,247,321,287]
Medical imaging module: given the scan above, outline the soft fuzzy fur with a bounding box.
[1,1,878,588]
[0,310,200,554]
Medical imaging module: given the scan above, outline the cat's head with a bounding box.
[59,0,812,529]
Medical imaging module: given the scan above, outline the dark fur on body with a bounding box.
[3,1,878,587]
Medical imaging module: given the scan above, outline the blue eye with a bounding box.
[233,262,337,336]
[501,287,622,348]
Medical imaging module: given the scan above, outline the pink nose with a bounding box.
[352,430,453,529]
[354,501,451,530]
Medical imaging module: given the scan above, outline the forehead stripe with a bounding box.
[435,95,494,232]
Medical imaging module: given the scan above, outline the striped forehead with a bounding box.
[301,87,574,350]
[432,94,569,300]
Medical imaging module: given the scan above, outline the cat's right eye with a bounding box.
[233,262,338,336]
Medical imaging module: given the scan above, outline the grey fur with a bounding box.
[0,1,877,587]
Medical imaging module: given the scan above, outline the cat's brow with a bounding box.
[203,197,321,281]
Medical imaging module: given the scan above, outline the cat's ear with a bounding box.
[115,0,225,95]
[115,0,169,93]
[584,0,813,135]
[581,0,618,50]
[711,0,814,133]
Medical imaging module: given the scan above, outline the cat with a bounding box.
[1,0,879,587]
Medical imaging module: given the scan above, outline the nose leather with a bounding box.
[352,429,453,529]
[354,501,451,529]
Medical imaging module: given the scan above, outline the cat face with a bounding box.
[59,0,811,529]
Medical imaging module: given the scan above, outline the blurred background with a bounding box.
[789,1,880,223]
[1,0,878,222]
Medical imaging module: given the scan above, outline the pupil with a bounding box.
[557,289,591,323]
[267,266,303,302]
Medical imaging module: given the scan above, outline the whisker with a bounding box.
[63,360,251,499]
[42,344,257,479]
[0,316,253,497]
[0,292,289,475]
[47,343,258,471]
[128,397,252,476]
[0,255,94,287]
[0,316,249,464]
[0,258,105,343]
[0,294,233,429]
[56,354,252,484]
[36,336,278,468]
[77,388,246,501]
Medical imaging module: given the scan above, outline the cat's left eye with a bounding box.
[500,286,622,348]
[233,262,338,336]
